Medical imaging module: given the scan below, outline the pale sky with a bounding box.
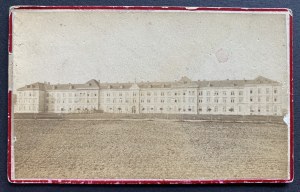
[12,10,290,93]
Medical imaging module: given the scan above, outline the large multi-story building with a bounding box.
[14,76,284,116]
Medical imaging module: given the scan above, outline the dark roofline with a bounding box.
[16,76,280,91]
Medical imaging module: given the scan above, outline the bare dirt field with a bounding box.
[13,119,289,180]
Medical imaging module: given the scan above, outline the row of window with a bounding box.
[17,105,37,111]
[103,96,278,104]
[198,105,280,113]
[17,99,38,104]
[46,106,97,112]
[199,88,278,96]
[200,96,278,103]
[46,92,98,97]
[46,98,97,104]
[18,92,37,97]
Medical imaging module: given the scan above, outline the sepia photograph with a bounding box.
[8,6,293,183]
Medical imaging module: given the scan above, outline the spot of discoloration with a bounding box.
[215,48,229,63]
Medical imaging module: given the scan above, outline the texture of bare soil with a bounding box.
[13,119,289,180]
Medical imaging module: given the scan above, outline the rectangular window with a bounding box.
[231,98,235,103]
[223,106,226,112]
[223,91,226,95]
[214,106,218,112]
[258,88,261,94]
[207,91,210,96]
[231,91,235,95]
[266,88,270,94]
[239,91,243,96]
[239,97,243,102]
[214,91,218,96]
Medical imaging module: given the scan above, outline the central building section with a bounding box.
[100,77,198,114]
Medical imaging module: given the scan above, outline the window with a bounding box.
[239,91,243,96]
[207,98,210,103]
[199,91,203,96]
[250,89,253,94]
[231,98,235,103]
[239,106,242,112]
[266,106,269,112]
[214,98,219,103]
[207,107,212,112]
[199,107,202,112]
[231,91,235,95]
[147,92,151,96]
[147,99,151,103]
[250,97,253,102]
[258,107,261,113]
[239,97,243,102]
[214,106,218,112]
[266,96,270,102]
[258,88,261,94]
[223,106,226,112]
[274,97,277,102]
[161,99,165,103]
[258,97,261,102]
[119,93,122,96]
[223,98,226,103]
[214,91,218,96]
[199,99,202,103]
[266,88,270,94]
[274,88,277,94]
[207,91,210,96]
[223,91,226,95]
[161,92,165,96]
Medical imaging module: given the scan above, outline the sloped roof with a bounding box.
[17,76,280,91]
[17,82,47,91]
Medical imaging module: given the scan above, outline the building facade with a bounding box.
[14,76,284,116]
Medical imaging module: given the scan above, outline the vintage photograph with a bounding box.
[9,7,292,182]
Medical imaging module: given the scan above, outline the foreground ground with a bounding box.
[13,119,289,180]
